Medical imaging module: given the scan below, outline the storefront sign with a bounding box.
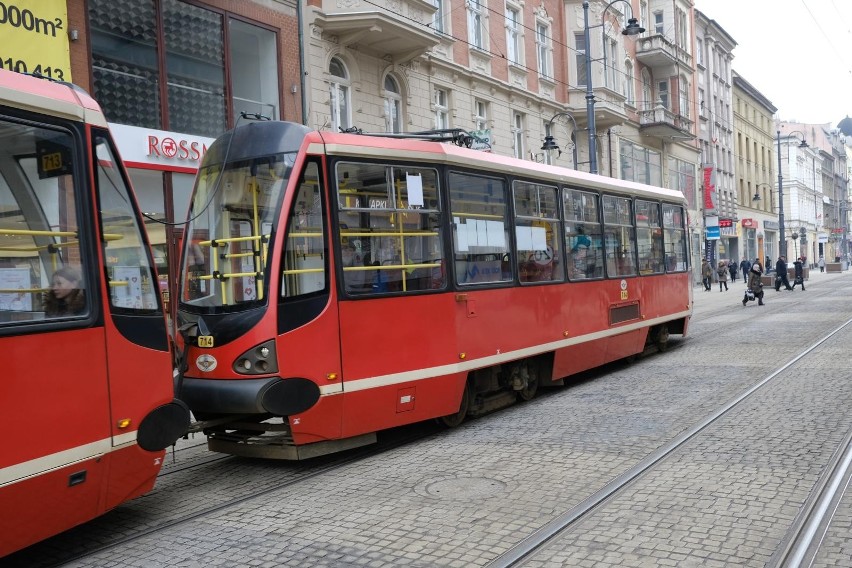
[705,226,720,240]
[718,218,733,228]
[0,0,71,81]
[764,220,779,230]
[702,164,717,213]
[109,123,214,174]
[741,218,757,228]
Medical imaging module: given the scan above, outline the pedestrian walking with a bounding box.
[717,261,729,291]
[743,259,765,306]
[701,258,713,291]
[739,258,751,283]
[728,260,738,282]
[774,256,793,291]
[818,255,825,272]
[792,257,806,290]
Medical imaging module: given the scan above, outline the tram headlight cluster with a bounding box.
[234,339,278,375]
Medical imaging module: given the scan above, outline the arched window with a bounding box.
[624,60,635,106]
[329,57,350,132]
[678,74,690,118]
[641,69,652,111]
[383,74,402,133]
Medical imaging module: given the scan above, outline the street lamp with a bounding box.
[582,0,644,175]
[752,182,776,211]
[776,129,809,261]
[541,111,578,168]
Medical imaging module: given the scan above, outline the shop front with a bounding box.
[110,124,215,314]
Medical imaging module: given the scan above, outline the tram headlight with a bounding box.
[233,339,278,375]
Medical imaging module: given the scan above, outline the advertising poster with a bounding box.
[0,268,32,311]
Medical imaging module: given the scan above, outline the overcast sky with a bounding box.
[696,0,852,127]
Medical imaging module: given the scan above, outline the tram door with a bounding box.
[0,116,111,544]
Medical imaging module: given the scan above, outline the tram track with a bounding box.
[25,423,443,568]
[487,313,852,568]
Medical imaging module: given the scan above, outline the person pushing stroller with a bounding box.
[743,258,765,306]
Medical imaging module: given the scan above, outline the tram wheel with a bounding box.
[655,325,670,352]
[439,382,470,428]
[517,375,539,401]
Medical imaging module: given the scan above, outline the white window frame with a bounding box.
[506,6,521,64]
[654,11,664,35]
[512,111,524,159]
[475,99,488,131]
[431,0,445,33]
[383,75,403,133]
[575,33,587,87]
[658,79,669,108]
[328,57,351,132]
[624,60,634,106]
[434,88,449,129]
[536,21,552,79]
[468,0,486,50]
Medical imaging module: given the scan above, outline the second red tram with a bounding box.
[177,121,692,459]
[0,69,189,557]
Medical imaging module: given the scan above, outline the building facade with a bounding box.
[732,72,777,265]
[694,10,736,264]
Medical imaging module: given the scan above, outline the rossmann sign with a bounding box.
[109,123,215,174]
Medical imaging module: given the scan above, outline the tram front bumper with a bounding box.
[179,376,320,416]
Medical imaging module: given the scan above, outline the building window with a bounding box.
[431,0,445,33]
[434,88,449,129]
[696,37,704,65]
[678,75,689,118]
[676,8,688,49]
[468,0,486,50]
[607,39,618,90]
[654,11,664,35]
[536,22,551,78]
[640,1,649,34]
[229,19,279,121]
[641,69,652,110]
[620,140,661,186]
[88,0,280,137]
[474,100,488,131]
[575,33,587,87]
[512,112,524,159]
[383,75,402,133]
[668,157,697,210]
[658,79,669,108]
[624,61,635,105]
[506,6,521,64]
[329,57,350,132]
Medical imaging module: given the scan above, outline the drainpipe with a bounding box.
[297,0,308,125]
[607,128,613,177]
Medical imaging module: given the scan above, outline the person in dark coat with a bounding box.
[728,260,738,282]
[792,257,806,290]
[739,258,751,283]
[744,259,765,306]
[775,256,792,291]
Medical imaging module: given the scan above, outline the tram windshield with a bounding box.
[179,152,294,312]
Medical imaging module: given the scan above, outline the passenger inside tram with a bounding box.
[44,265,86,317]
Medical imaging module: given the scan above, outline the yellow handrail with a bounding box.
[0,228,76,237]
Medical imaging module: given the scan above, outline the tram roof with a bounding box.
[0,69,107,127]
[309,130,686,203]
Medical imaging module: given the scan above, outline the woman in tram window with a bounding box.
[44,265,86,317]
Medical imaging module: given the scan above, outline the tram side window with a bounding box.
[93,135,159,312]
[635,199,664,275]
[663,203,688,272]
[563,188,604,280]
[281,162,326,298]
[602,195,637,277]
[513,181,563,283]
[449,172,511,285]
[0,119,89,324]
[335,162,444,295]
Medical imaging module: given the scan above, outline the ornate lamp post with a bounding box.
[582,0,643,175]
[541,111,578,168]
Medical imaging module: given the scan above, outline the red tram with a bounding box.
[0,70,189,557]
[177,121,692,459]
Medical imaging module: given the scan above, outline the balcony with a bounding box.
[634,34,692,75]
[311,0,441,64]
[568,85,628,130]
[638,105,694,139]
